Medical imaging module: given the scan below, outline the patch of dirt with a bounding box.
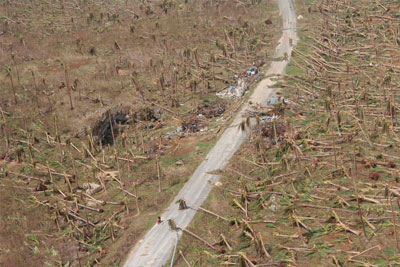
[39,58,91,73]
[170,136,198,157]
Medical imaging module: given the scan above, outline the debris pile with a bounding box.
[247,96,292,143]
[246,67,258,76]
[217,66,260,99]
[217,78,248,98]
[181,118,207,133]
[196,103,225,118]
[259,121,286,140]
[133,107,162,123]
[266,96,285,105]
[246,96,288,120]
[164,102,225,137]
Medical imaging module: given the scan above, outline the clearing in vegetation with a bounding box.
[0,0,281,266]
[174,0,400,266]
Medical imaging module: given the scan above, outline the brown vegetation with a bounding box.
[0,0,280,266]
[174,0,400,266]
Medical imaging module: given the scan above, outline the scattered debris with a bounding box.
[82,182,102,195]
[268,194,278,211]
[259,121,286,139]
[215,181,223,187]
[266,96,285,105]
[217,66,260,99]
[260,115,280,122]
[181,118,207,133]
[246,96,289,119]
[246,67,258,76]
[86,200,99,208]
[217,78,248,98]
[196,103,225,118]
[176,126,184,134]
[165,103,223,137]
[133,107,162,123]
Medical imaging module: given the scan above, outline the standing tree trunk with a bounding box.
[64,64,74,110]
[6,69,18,104]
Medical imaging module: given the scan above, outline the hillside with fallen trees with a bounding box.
[174,0,400,266]
[0,0,282,266]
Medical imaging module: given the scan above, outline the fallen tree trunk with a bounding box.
[182,228,217,251]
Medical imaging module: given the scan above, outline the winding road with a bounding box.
[124,0,298,266]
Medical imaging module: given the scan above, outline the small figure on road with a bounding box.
[176,198,188,210]
[157,216,162,224]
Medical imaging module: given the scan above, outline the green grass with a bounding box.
[286,62,303,76]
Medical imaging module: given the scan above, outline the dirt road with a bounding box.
[124,0,298,265]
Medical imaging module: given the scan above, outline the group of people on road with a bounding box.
[156,198,189,225]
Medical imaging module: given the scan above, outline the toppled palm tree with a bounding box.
[168,219,178,231]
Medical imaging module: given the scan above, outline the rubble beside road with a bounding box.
[216,66,261,99]
[196,103,225,119]
[245,96,289,120]
[217,78,248,98]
